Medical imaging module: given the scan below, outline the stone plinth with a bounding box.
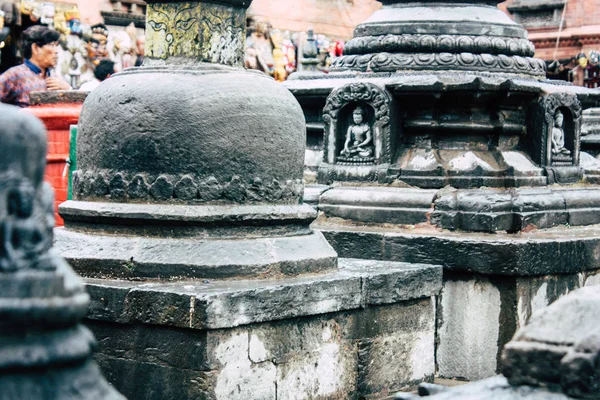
[84,259,442,399]
[315,217,600,381]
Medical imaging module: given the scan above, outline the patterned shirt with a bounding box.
[0,60,48,107]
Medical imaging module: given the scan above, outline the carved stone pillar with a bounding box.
[0,104,124,399]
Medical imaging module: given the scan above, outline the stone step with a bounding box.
[85,258,442,330]
[315,220,600,276]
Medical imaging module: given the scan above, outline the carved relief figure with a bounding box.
[551,110,571,159]
[201,13,245,65]
[339,105,374,161]
[1,182,54,271]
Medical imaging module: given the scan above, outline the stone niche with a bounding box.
[320,82,394,182]
[526,92,583,183]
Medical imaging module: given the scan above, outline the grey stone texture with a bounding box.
[84,259,441,330]
[90,299,435,400]
[83,259,442,399]
[503,285,600,398]
[319,222,600,276]
[396,376,576,400]
[314,219,600,381]
[582,108,600,156]
[56,223,337,280]
[76,68,305,205]
[437,272,587,381]
[313,184,600,232]
[0,104,123,399]
[397,285,600,400]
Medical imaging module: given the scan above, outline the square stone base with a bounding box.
[83,259,442,399]
[89,299,435,400]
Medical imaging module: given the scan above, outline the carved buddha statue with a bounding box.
[340,106,374,161]
[551,110,571,158]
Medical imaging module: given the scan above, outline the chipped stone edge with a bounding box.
[84,259,443,331]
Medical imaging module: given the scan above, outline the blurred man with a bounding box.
[79,59,114,91]
[0,25,70,107]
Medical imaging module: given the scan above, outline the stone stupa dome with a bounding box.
[73,67,306,205]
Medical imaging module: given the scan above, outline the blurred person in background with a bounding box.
[135,35,144,67]
[79,59,113,91]
[0,24,70,107]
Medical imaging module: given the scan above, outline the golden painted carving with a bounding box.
[146,2,245,66]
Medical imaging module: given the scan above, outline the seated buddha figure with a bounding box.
[340,106,374,160]
[551,110,571,158]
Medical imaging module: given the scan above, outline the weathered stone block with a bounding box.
[437,270,599,382]
[437,276,504,381]
[358,332,434,399]
[516,274,582,329]
[86,267,440,400]
[321,230,384,260]
[95,355,214,400]
[87,321,209,370]
[275,340,358,400]
[585,270,600,286]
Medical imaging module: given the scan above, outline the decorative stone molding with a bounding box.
[101,11,146,28]
[322,82,392,165]
[72,170,304,204]
[344,35,535,57]
[330,53,547,77]
[317,163,379,185]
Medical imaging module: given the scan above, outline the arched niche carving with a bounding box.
[527,92,582,167]
[322,82,392,165]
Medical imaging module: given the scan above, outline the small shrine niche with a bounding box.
[336,103,376,165]
[321,82,393,174]
[526,92,582,170]
[550,107,575,167]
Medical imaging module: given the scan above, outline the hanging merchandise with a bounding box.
[0,10,5,57]
[40,2,54,26]
[30,1,42,23]
[588,51,599,67]
[334,40,344,57]
[20,0,33,16]
[65,10,81,35]
[577,52,588,68]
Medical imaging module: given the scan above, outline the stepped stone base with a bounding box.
[83,259,442,400]
[314,221,600,381]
